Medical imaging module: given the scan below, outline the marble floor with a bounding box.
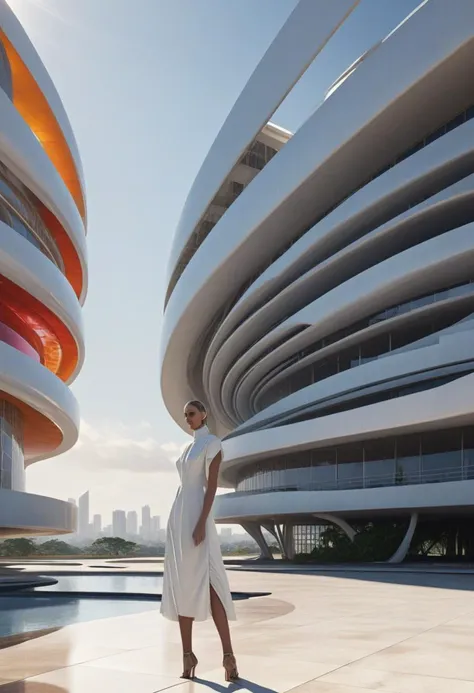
[1,565,474,691]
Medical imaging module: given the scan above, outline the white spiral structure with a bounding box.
[0,2,85,535]
[162,0,474,559]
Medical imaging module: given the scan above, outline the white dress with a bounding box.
[161,425,236,622]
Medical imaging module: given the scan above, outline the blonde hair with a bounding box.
[185,400,208,422]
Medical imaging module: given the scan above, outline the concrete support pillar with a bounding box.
[388,513,418,564]
[274,523,287,559]
[314,514,356,542]
[283,522,295,560]
[262,522,279,544]
[241,522,273,560]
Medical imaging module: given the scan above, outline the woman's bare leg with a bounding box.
[210,585,233,654]
[178,615,193,653]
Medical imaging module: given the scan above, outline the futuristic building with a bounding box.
[161,0,474,560]
[0,2,86,535]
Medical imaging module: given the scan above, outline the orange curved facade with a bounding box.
[0,31,86,222]
[38,202,84,300]
[1,390,63,458]
[0,275,79,381]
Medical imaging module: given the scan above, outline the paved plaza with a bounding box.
[1,562,474,691]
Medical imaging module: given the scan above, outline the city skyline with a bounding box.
[70,491,163,536]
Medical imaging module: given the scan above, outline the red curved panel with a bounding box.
[0,321,40,361]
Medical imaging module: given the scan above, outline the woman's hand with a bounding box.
[193,520,206,546]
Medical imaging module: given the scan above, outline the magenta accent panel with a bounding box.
[0,321,40,361]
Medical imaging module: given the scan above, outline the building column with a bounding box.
[283,521,295,560]
[241,522,273,560]
[388,513,418,563]
[274,524,288,559]
[314,513,356,542]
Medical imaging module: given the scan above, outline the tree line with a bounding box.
[0,537,154,557]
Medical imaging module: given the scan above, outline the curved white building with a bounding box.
[0,2,85,536]
[162,0,474,560]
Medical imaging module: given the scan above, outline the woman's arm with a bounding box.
[193,451,221,546]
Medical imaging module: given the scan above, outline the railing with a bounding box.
[231,463,474,497]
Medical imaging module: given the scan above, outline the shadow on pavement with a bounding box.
[194,677,277,693]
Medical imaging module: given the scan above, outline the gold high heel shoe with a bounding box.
[181,652,198,679]
[223,652,239,682]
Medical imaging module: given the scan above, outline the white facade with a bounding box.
[161,0,474,559]
[0,2,86,536]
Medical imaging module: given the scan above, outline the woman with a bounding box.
[161,399,239,681]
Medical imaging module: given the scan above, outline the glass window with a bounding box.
[268,380,290,405]
[313,358,338,383]
[364,438,395,487]
[0,179,13,201]
[259,387,280,410]
[1,469,11,489]
[311,448,336,489]
[1,453,11,473]
[290,364,313,394]
[463,427,474,480]
[0,202,11,225]
[338,346,359,373]
[421,429,462,482]
[283,466,301,490]
[390,320,433,350]
[337,443,363,488]
[360,333,390,363]
[395,434,421,484]
[1,431,12,459]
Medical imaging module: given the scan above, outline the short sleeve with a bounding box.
[205,437,223,480]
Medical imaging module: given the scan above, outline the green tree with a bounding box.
[0,538,37,556]
[89,537,139,557]
[38,540,81,556]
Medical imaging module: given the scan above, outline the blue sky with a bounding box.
[9,0,420,524]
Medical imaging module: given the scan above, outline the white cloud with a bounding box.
[161,441,187,454]
[67,420,182,474]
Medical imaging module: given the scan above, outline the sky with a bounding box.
[7,0,421,526]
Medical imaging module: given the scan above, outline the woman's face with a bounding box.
[184,404,206,431]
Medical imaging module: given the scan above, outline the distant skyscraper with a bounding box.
[151,515,161,542]
[141,505,151,541]
[127,510,138,537]
[92,514,102,536]
[112,510,127,538]
[78,491,90,537]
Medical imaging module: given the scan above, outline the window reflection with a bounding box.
[0,401,24,491]
[364,438,395,487]
[235,426,474,495]
[421,429,462,481]
[0,164,64,270]
[463,427,474,480]
[259,281,474,410]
